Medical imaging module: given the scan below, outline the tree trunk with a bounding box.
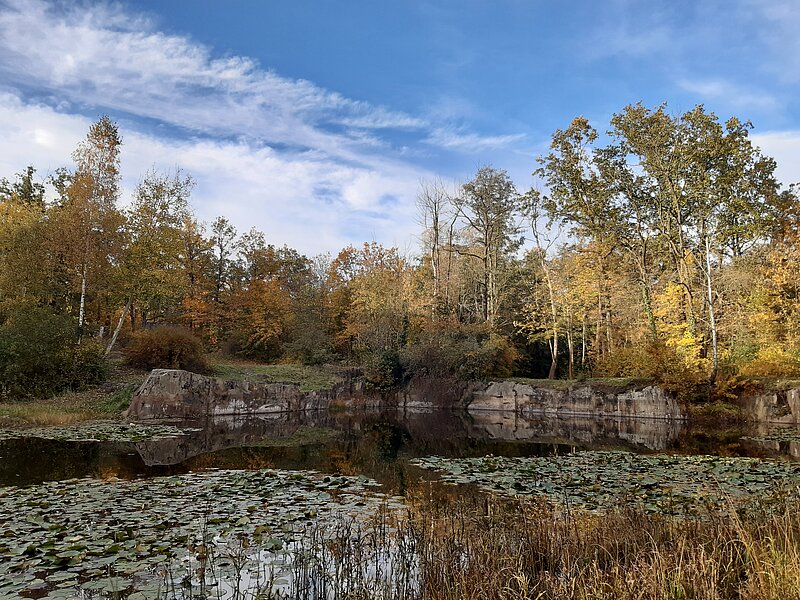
[104,300,130,357]
[638,264,658,340]
[704,235,719,382]
[77,263,87,344]
[581,317,587,370]
[566,318,574,379]
[542,254,559,380]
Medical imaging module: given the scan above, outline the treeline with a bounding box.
[1,103,799,399]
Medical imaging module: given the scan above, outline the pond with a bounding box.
[2,409,800,598]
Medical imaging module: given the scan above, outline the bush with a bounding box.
[364,350,405,391]
[125,327,208,373]
[0,303,106,398]
[402,323,518,381]
[738,345,800,378]
[593,341,705,402]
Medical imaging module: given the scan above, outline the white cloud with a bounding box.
[677,79,781,113]
[0,0,442,164]
[751,130,800,189]
[0,92,426,256]
[425,128,527,152]
[0,0,535,255]
[0,1,473,254]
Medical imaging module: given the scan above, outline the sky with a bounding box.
[1,0,799,256]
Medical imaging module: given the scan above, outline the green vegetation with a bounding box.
[0,361,145,428]
[210,357,342,392]
[3,104,800,405]
[413,451,800,515]
[0,304,106,400]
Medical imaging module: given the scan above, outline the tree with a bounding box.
[121,170,193,331]
[417,178,458,317]
[56,116,122,341]
[0,166,46,210]
[210,216,237,304]
[537,116,660,341]
[537,104,783,381]
[453,167,522,327]
[610,105,780,380]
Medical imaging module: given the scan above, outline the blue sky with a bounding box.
[1,0,799,254]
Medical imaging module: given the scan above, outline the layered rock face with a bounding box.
[465,381,684,420]
[741,388,800,424]
[125,370,686,422]
[123,369,381,420]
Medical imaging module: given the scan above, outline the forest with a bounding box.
[1,102,798,402]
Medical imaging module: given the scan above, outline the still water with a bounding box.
[2,410,800,599]
[1,409,795,490]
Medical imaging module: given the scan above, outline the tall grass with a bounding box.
[133,492,800,600]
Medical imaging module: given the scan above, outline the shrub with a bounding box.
[402,323,518,381]
[365,350,405,391]
[593,341,705,402]
[125,327,208,373]
[738,345,800,378]
[0,303,106,398]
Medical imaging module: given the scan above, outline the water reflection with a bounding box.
[2,410,800,489]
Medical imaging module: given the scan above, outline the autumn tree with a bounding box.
[0,168,54,304]
[52,116,122,341]
[452,167,522,327]
[121,170,193,331]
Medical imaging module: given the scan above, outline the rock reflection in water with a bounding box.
[466,411,684,450]
[133,409,685,470]
[7,411,800,488]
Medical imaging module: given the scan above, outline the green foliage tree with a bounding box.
[453,167,522,327]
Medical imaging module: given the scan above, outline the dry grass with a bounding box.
[158,490,800,600]
[400,492,800,600]
[0,360,147,429]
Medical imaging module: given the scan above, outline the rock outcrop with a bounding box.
[465,380,684,420]
[125,370,686,422]
[123,369,382,420]
[741,387,800,424]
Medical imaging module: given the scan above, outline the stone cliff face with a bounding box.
[123,369,383,420]
[741,388,800,424]
[465,381,684,420]
[125,369,686,421]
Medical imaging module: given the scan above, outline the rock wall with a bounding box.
[465,381,685,421]
[126,370,686,422]
[124,369,385,420]
[741,388,800,424]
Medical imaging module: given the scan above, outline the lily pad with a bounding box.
[0,468,400,597]
[0,421,200,443]
[412,451,800,515]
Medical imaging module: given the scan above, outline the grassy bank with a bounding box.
[209,355,343,391]
[0,361,145,429]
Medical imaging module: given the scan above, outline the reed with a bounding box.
[143,491,800,600]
